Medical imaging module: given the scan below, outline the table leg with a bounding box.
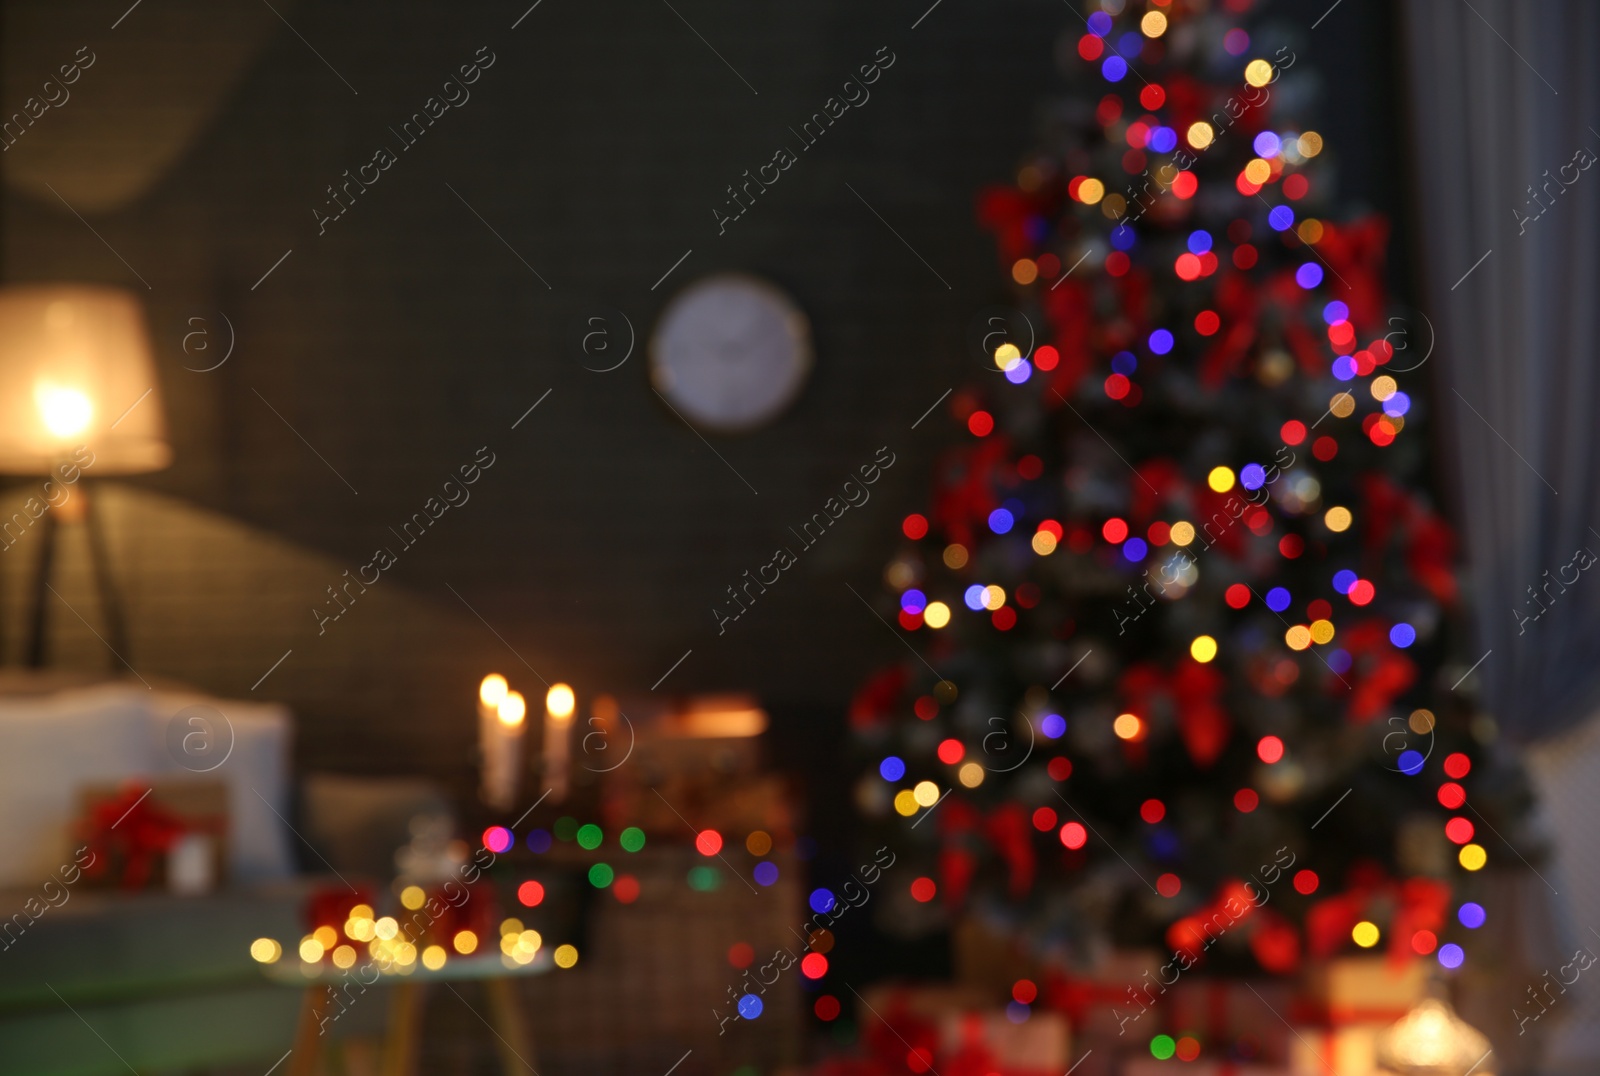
[289,985,331,1076]
[484,976,537,1075]
[380,980,425,1076]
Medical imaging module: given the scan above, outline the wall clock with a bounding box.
[649,273,811,433]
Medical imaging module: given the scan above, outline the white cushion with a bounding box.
[0,685,158,888]
[0,684,294,887]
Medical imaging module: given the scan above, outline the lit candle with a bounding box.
[544,683,575,803]
[478,674,525,810]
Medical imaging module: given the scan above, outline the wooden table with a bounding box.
[264,951,549,1076]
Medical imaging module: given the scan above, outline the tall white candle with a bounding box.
[544,683,575,803]
[478,674,525,810]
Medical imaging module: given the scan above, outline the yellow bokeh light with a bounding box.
[923,601,951,629]
[1409,709,1436,735]
[1460,843,1487,871]
[957,762,985,788]
[1310,619,1336,645]
[500,918,524,937]
[1297,219,1324,245]
[747,831,773,856]
[1012,259,1039,286]
[394,942,417,967]
[993,342,1021,370]
[312,925,339,950]
[375,917,399,941]
[554,944,579,969]
[350,904,374,920]
[497,690,526,728]
[1244,60,1275,88]
[299,938,325,963]
[943,544,969,569]
[517,930,542,953]
[982,585,1006,611]
[500,933,519,956]
[1032,531,1057,555]
[453,930,479,955]
[479,674,508,707]
[546,683,576,720]
[1113,713,1143,740]
[1352,921,1380,948]
[1186,122,1215,150]
[893,790,920,817]
[1208,466,1236,493]
[1324,507,1353,533]
[1244,158,1272,185]
[1285,625,1312,651]
[1299,131,1324,157]
[1170,521,1195,546]
[1141,10,1168,37]
[1190,635,1218,663]
[346,917,376,942]
[332,945,357,969]
[400,885,426,911]
[422,945,447,971]
[250,938,282,964]
[1330,392,1356,418]
[1079,178,1105,205]
[913,780,941,807]
[1371,375,1397,401]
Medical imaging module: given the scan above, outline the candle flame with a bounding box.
[497,691,526,727]
[479,674,508,707]
[546,683,575,721]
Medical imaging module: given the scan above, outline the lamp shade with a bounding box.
[0,285,170,475]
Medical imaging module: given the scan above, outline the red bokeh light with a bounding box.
[695,830,723,856]
[801,952,829,979]
[1032,807,1058,832]
[902,514,929,540]
[1140,799,1166,824]
[1103,518,1130,543]
[1293,869,1319,895]
[1257,736,1285,764]
[968,411,994,437]
[1438,782,1466,809]
[937,739,965,765]
[1444,753,1472,779]
[517,880,546,907]
[1059,822,1088,850]
[910,877,937,903]
[1234,788,1260,812]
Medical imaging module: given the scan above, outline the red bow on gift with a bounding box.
[81,785,186,890]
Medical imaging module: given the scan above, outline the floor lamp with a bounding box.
[0,285,170,668]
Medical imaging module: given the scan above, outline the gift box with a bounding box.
[941,1009,1070,1076]
[1287,1021,1387,1076]
[1167,978,1296,1063]
[1300,956,1426,1021]
[76,778,228,891]
[1045,949,1169,1039]
[1121,1061,1289,1076]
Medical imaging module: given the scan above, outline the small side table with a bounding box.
[263,951,550,1076]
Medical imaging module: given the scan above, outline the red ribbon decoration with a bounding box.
[80,784,188,890]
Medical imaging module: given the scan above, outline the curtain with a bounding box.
[1401,0,1600,745]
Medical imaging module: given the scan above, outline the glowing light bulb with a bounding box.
[34,383,93,438]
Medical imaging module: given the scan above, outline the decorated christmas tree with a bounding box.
[849,0,1501,1047]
